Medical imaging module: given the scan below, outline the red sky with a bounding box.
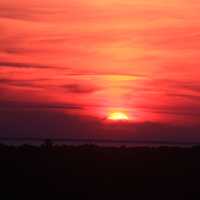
[1,0,200,140]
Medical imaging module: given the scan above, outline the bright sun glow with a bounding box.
[108,112,129,121]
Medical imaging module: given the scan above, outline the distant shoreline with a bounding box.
[0,137,200,147]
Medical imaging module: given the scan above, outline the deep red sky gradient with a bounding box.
[1,0,200,140]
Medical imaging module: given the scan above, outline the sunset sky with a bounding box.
[1,0,200,141]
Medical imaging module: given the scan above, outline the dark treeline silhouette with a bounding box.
[1,143,200,199]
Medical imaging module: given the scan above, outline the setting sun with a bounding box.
[108,112,129,121]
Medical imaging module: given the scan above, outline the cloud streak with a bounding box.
[0,61,60,69]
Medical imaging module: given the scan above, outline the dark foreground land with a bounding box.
[1,144,200,199]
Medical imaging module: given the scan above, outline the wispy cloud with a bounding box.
[62,84,102,94]
[0,61,61,69]
[0,100,83,111]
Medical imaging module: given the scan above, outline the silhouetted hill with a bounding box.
[1,144,200,199]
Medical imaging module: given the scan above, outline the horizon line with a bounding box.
[0,137,200,146]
